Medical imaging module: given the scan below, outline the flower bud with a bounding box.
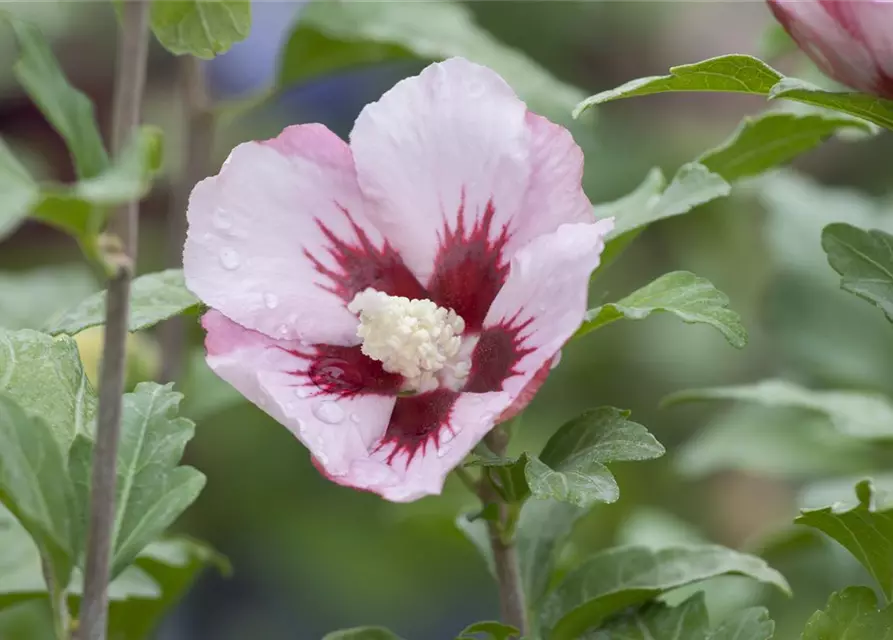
[767,0,893,99]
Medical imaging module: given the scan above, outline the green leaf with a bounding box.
[675,405,874,480]
[456,498,586,610]
[575,54,893,131]
[710,607,776,640]
[802,587,893,640]
[72,125,163,206]
[30,126,164,251]
[585,592,774,640]
[150,0,251,59]
[4,15,108,178]
[601,163,731,245]
[69,382,206,580]
[46,269,199,336]
[578,55,783,114]
[517,499,587,608]
[697,111,869,182]
[663,379,893,440]
[322,628,404,640]
[0,328,96,449]
[796,480,893,600]
[0,137,39,240]
[586,596,709,640]
[578,271,747,348]
[595,164,731,270]
[799,474,893,511]
[468,453,531,503]
[770,77,893,132]
[0,265,98,331]
[279,1,583,119]
[526,408,664,508]
[457,621,520,640]
[541,544,790,640]
[106,537,229,640]
[822,223,893,323]
[0,504,184,614]
[0,394,77,595]
[0,504,47,606]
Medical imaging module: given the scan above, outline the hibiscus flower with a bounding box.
[184,57,613,501]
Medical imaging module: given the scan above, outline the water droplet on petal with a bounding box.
[314,401,345,425]
[316,451,329,465]
[213,208,232,230]
[295,387,310,399]
[263,292,279,309]
[551,351,563,369]
[277,324,289,336]
[467,79,485,98]
[437,445,452,458]
[349,413,360,424]
[219,247,240,270]
[440,430,454,444]
[295,418,306,434]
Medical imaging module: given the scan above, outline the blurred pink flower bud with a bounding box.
[767,0,893,99]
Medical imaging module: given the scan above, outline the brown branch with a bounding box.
[76,2,151,639]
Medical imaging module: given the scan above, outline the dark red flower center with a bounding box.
[298,194,540,465]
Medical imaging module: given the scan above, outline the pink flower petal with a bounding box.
[469,220,614,406]
[350,390,513,502]
[514,113,596,251]
[350,58,596,330]
[204,310,513,502]
[769,0,891,97]
[184,124,424,346]
[829,1,893,80]
[201,310,398,476]
[351,58,528,284]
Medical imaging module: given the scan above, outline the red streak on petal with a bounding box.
[428,197,511,332]
[376,389,458,466]
[497,356,552,423]
[465,313,536,394]
[306,205,427,303]
[279,344,403,398]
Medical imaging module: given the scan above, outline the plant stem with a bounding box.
[41,556,69,640]
[77,2,150,639]
[454,465,479,494]
[481,427,528,636]
[159,55,213,382]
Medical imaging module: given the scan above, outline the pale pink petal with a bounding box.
[350,58,596,331]
[184,124,424,346]
[342,391,513,502]
[511,113,595,253]
[201,310,398,476]
[349,57,530,283]
[473,220,614,404]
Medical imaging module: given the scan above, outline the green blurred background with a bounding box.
[2,2,892,639]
